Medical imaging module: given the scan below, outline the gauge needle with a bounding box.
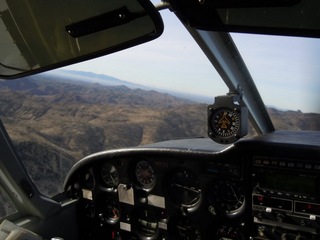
[112,208,119,218]
[109,175,115,182]
[171,183,201,193]
[230,185,242,204]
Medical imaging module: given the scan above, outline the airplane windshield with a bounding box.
[232,33,320,116]
[0,5,319,202]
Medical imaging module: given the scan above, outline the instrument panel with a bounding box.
[64,132,320,239]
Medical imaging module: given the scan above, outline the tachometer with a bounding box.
[135,160,156,190]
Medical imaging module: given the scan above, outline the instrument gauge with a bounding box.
[97,195,121,225]
[167,168,202,210]
[101,163,119,189]
[207,94,248,144]
[135,160,156,190]
[207,179,245,218]
[81,169,95,190]
[104,200,120,224]
[134,206,159,238]
[209,107,240,138]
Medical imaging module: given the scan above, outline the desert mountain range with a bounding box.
[0,72,319,198]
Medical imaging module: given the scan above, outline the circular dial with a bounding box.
[103,197,120,224]
[207,179,245,218]
[101,163,119,188]
[135,160,156,189]
[167,168,201,209]
[209,107,240,138]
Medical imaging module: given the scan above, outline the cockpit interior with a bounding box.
[0,0,319,239]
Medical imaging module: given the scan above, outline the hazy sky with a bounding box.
[64,5,320,113]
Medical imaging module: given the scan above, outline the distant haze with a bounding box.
[48,69,214,104]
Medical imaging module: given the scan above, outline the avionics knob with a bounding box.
[255,187,262,194]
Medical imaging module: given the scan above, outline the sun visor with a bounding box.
[0,0,163,79]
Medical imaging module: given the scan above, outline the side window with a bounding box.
[0,189,17,218]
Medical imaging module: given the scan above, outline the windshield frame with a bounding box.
[185,27,275,134]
